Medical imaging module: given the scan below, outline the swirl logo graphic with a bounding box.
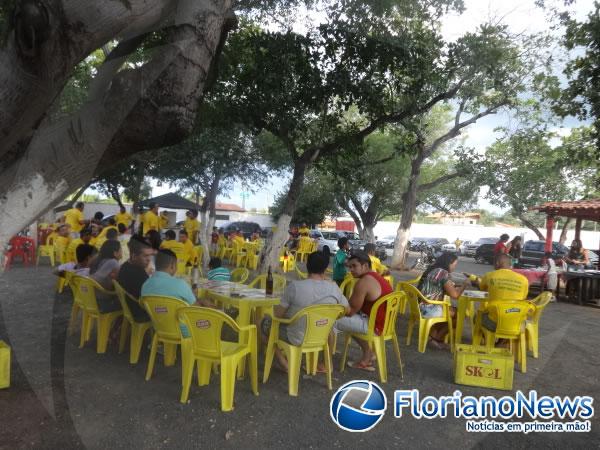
[330,380,387,432]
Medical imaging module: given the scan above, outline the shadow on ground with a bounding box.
[1,265,599,449]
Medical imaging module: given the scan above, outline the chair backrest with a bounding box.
[367,292,404,337]
[295,265,308,279]
[339,277,357,298]
[178,307,241,359]
[231,267,250,284]
[141,295,189,341]
[489,301,534,339]
[70,275,110,314]
[528,292,551,325]
[113,280,137,323]
[288,304,345,348]
[397,282,428,320]
[249,274,287,293]
[298,237,313,253]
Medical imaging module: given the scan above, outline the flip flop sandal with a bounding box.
[347,360,376,372]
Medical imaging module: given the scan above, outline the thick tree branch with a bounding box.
[0,0,177,163]
[417,171,466,193]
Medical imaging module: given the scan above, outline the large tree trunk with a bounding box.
[390,144,425,270]
[363,225,376,244]
[0,0,234,254]
[518,214,545,240]
[559,218,572,245]
[200,174,220,269]
[260,161,307,273]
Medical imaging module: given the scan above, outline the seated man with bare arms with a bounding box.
[335,251,393,372]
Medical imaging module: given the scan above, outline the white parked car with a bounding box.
[441,242,458,253]
[309,230,339,255]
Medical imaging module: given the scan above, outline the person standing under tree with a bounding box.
[333,237,350,286]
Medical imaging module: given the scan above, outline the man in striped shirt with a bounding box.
[207,257,231,281]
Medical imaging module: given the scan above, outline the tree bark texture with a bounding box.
[390,143,426,269]
[0,0,234,252]
[260,161,307,273]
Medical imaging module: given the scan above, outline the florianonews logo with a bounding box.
[330,380,387,432]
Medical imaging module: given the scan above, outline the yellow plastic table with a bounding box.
[455,290,488,348]
[196,279,281,377]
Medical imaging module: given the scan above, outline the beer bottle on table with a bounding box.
[191,264,200,291]
[266,266,274,295]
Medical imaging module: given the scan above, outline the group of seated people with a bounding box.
[417,252,530,349]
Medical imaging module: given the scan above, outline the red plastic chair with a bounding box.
[4,236,35,269]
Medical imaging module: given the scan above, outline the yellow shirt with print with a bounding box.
[184,218,200,242]
[143,211,159,235]
[298,226,310,235]
[64,208,84,233]
[115,212,133,227]
[479,268,529,321]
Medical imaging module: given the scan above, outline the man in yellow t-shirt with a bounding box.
[183,210,200,244]
[298,223,310,235]
[97,218,118,239]
[160,230,186,259]
[179,230,198,265]
[364,243,390,275]
[65,228,92,263]
[115,206,133,228]
[63,202,87,238]
[143,203,160,236]
[54,225,71,264]
[159,211,170,231]
[476,254,529,329]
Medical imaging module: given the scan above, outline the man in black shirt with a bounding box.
[117,236,154,321]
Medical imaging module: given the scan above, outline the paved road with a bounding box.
[2,263,598,449]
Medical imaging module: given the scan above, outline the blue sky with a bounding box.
[151,0,595,213]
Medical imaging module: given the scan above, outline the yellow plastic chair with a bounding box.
[263,304,345,396]
[194,245,204,265]
[473,301,534,373]
[339,276,357,298]
[295,265,308,279]
[295,237,313,263]
[37,235,55,266]
[141,295,189,380]
[113,281,153,364]
[231,267,249,284]
[249,274,287,293]
[279,249,296,272]
[339,292,405,383]
[395,277,422,315]
[178,307,258,411]
[70,275,123,354]
[246,242,260,270]
[402,283,454,353]
[526,292,552,358]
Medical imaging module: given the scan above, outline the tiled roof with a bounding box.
[531,199,600,219]
[215,203,246,213]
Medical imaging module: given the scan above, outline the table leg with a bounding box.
[578,278,584,305]
[235,305,251,379]
[455,299,467,348]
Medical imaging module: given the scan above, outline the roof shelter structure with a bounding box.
[138,193,200,211]
[531,199,600,253]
